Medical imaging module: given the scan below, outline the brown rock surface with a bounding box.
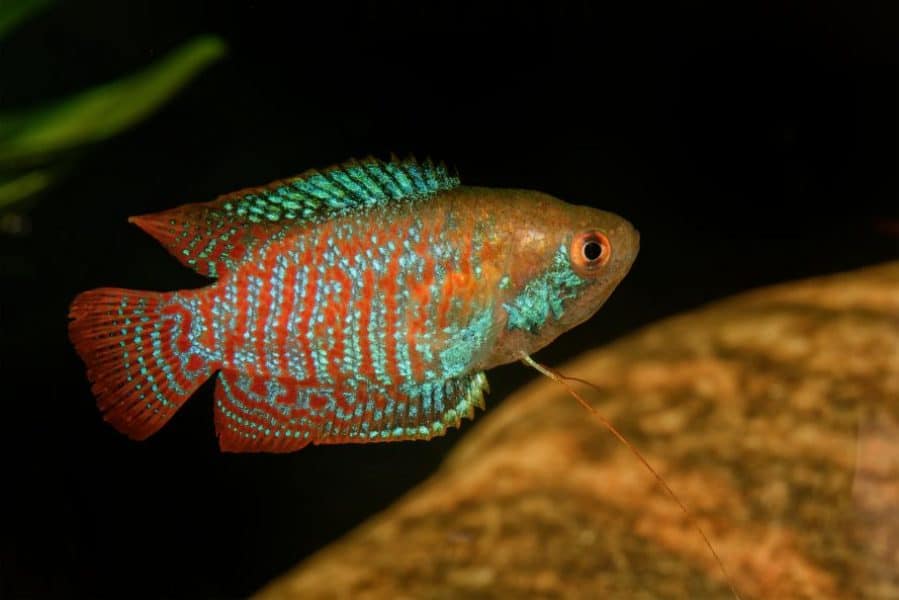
[256,263,899,599]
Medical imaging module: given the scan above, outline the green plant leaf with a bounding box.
[0,168,58,209]
[0,35,226,166]
[0,0,53,39]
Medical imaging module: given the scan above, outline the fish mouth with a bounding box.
[617,221,640,267]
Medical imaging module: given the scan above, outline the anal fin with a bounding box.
[213,370,489,453]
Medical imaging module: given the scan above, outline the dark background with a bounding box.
[2,1,896,598]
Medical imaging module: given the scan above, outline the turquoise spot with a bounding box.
[503,244,586,334]
[438,307,494,378]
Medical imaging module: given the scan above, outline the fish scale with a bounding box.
[214,206,477,387]
[70,155,639,452]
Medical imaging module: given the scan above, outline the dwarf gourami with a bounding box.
[68,159,742,597]
[68,156,639,452]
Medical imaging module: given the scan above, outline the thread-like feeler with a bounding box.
[519,352,740,600]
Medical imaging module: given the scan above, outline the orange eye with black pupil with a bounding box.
[570,230,611,275]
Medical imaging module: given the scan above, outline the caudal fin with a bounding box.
[69,288,216,440]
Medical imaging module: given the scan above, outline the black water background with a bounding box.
[1,2,896,598]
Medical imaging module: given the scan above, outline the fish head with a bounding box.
[481,190,640,368]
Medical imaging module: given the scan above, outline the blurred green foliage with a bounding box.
[0,0,52,39]
[0,0,226,210]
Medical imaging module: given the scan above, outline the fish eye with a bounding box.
[570,230,611,276]
[583,240,603,261]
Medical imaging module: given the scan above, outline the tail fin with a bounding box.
[69,288,216,440]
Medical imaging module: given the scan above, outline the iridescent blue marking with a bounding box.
[179,295,220,365]
[503,244,586,334]
[235,273,264,372]
[369,283,391,387]
[264,253,289,377]
[340,254,362,376]
[224,280,239,333]
[439,307,494,379]
[220,157,459,227]
[308,258,328,381]
[285,262,310,380]
[211,296,226,350]
[155,310,186,398]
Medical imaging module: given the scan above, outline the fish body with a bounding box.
[69,157,639,452]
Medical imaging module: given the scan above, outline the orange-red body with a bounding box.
[69,158,639,452]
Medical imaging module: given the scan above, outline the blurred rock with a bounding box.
[256,262,899,600]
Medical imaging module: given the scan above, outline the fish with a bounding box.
[68,156,640,452]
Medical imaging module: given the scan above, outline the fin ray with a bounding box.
[213,371,488,453]
[69,288,217,439]
[132,156,459,277]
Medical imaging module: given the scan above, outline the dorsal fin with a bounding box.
[130,156,459,277]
